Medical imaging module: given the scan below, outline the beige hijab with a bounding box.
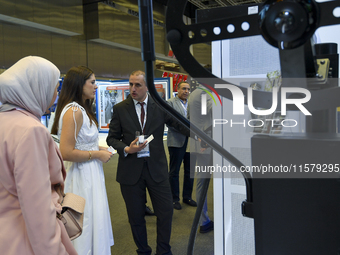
[0,56,60,119]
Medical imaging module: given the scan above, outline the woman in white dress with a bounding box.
[51,66,114,255]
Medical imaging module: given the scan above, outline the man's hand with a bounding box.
[124,137,147,154]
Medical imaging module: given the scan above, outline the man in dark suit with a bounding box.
[167,82,197,210]
[106,70,189,255]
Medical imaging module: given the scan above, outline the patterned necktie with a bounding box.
[138,102,145,134]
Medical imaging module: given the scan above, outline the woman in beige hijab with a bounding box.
[0,56,77,255]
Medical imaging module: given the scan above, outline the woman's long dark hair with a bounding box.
[51,66,98,135]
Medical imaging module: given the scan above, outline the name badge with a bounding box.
[137,135,150,158]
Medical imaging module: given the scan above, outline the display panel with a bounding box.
[96,78,170,132]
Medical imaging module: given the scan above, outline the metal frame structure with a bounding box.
[138,0,340,254]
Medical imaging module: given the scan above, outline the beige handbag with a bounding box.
[56,186,86,240]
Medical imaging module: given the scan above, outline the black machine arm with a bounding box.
[138,0,253,201]
[138,2,252,254]
[166,0,340,111]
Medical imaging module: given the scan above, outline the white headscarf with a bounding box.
[0,56,60,119]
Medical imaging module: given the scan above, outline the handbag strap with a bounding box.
[54,183,65,205]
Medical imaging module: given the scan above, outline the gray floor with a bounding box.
[103,142,214,255]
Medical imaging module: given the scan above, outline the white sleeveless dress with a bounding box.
[58,102,114,255]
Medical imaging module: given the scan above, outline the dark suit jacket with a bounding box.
[106,96,189,185]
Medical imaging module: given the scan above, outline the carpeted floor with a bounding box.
[103,141,214,255]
